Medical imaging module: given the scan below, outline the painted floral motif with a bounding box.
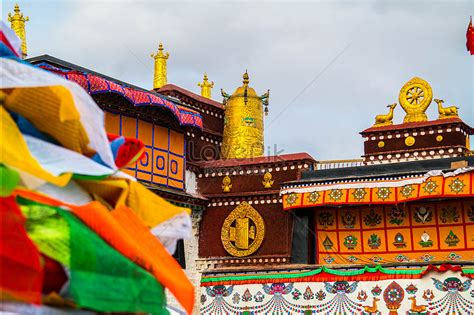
[322,255,335,264]
[206,285,233,297]
[322,236,334,250]
[405,283,418,295]
[370,256,383,263]
[423,179,438,194]
[440,205,460,223]
[242,289,252,302]
[328,189,343,201]
[315,289,326,301]
[376,187,391,200]
[318,211,334,229]
[313,282,361,314]
[468,205,474,222]
[445,230,460,247]
[357,290,368,301]
[364,208,382,226]
[232,292,240,304]
[371,285,382,296]
[303,286,314,300]
[201,294,207,304]
[420,253,435,262]
[307,191,320,203]
[347,255,359,263]
[343,235,358,250]
[394,254,409,262]
[383,281,405,311]
[291,288,301,300]
[400,184,415,198]
[430,277,473,314]
[286,193,298,205]
[341,210,356,228]
[254,291,264,303]
[352,188,367,201]
[367,233,381,249]
[446,252,461,261]
[413,206,433,224]
[388,206,405,225]
[263,283,293,296]
[448,178,465,194]
[422,289,435,301]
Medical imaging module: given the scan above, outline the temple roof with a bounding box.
[26,55,203,130]
[197,152,315,169]
[361,117,474,134]
[284,156,474,186]
[159,83,224,110]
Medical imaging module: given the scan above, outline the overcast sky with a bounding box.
[3,0,473,160]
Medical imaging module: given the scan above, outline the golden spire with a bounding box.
[8,3,29,58]
[151,42,169,89]
[221,71,270,159]
[198,73,214,99]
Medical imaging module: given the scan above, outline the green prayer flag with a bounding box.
[19,198,169,314]
[0,164,20,197]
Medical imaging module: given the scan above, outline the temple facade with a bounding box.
[12,4,474,313]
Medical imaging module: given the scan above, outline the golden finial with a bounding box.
[373,103,397,127]
[8,3,29,58]
[222,176,232,192]
[243,70,250,85]
[262,172,274,189]
[434,99,459,119]
[198,73,214,99]
[151,42,170,89]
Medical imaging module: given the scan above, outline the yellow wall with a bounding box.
[105,112,185,190]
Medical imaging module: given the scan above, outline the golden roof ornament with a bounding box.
[221,71,270,159]
[399,77,432,123]
[198,73,214,99]
[222,175,232,192]
[8,3,29,58]
[262,172,274,189]
[373,103,397,127]
[151,42,169,89]
[434,99,459,119]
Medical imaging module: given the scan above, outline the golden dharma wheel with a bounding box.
[398,77,433,123]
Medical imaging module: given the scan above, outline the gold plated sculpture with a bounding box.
[221,202,265,257]
[151,42,169,89]
[222,175,232,192]
[262,172,274,189]
[434,99,459,119]
[8,4,29,58]
[221,71,269,159]
[198,73,214,99]
[373,103,397,127]
[399,77,432,123]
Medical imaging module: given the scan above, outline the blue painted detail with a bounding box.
[170,160,178,175]
[156,155,165,170]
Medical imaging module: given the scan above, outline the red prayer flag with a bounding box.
[467,16,474,55]
[0,197,43,304]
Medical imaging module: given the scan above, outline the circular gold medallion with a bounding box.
[221,201,265,257]
[377,141,385,148]
[405,136,415,147]
[398,77,433,123]
[436,135,443,142]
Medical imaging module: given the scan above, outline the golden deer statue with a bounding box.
[363,297,380,313]
[408,296,427,313]
[434,99,458,119]
[373,103,397,127]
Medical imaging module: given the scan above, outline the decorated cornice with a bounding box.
[282,169,474,210]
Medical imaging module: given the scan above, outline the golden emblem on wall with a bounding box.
[222,175,232,192]
[262,172,274,189]
[221,202,265,257]
[399,77,433,123]
[405,136,416,147]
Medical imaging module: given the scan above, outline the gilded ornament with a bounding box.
[198,73,214,99]
[399,77,433,123]
[222,175,232,192]
[434,99,459,119]
[221,71,269,159]
[436,135,443,142]
[262,172,274,189]
[221,202,265,257]
[405,136,415,147]
[373,103,397,127]
[328,189,343,201]
[307,191,320,203]
[448,178,465,194]
[400,184,415,198]
[422,179,438,194]
[285,193,298,205]
[8,4,29,58]
[377,141,385,148]
[352,188,367,201]
[151,42,169,89]
[376,187,391,200]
